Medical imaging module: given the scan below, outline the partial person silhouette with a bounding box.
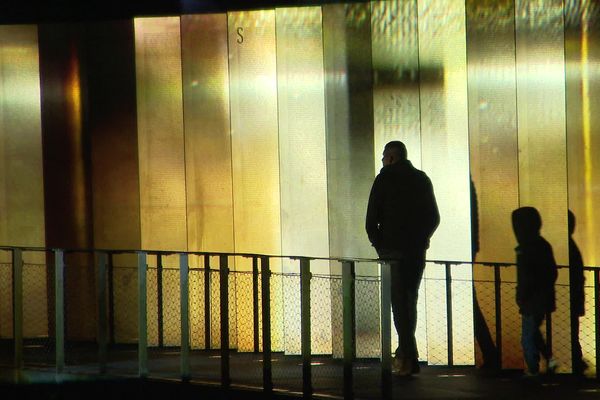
[511,207,558,377]
[366,140,440,377]
[568,210,588,375]
[470,179,499,370]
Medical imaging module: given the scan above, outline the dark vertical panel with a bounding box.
[38,23,95,340]
[86,20,141,251]
[85,20,141,343]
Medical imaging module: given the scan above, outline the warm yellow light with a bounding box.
[580,18,596,266]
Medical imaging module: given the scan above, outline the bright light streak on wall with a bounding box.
[276,6,331,355]
[515,0,570,371]
[418,0,473,365]
[228,9,281,352]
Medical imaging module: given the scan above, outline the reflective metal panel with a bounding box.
[181,14,234,254]
[88,21,141,251]
[228,10,281,258]
[371,0,421,169]
[134,17,187,252]
[0,25,45,248]
[515,0,570,371]
[276,6,331,355]
[323,3,375,261]
[565,0,600,374]
[566,2,600,267]
[417,0,473,364]
[465,0,519,368]
[323,2,376,359]
[228,10,280,352]
[0,25,45,337]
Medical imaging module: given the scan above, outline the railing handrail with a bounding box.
[1,245,599,270]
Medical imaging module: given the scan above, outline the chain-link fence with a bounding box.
[2,246,599,397]
[0,249,13,368]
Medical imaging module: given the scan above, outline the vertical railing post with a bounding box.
[97,252,108,374]
[12,248,23,371]
[157,254,164,348]
[55,249,65,376]
[180,253,190,381]
[380,260,392,399]
[252,256,260,353]
[595,269,600,381]
[261,256,272,393]
[108,253,115,345]
[300,258,312,398]
[445,262,453,366]
[493,264,502,367]
[138,251,148,378]
[342,260,355,399]
[204,254,211,350]
[219,254,230,388]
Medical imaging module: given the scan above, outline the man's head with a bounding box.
[382,141,407,166]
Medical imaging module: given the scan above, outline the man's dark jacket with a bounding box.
[365,160,440,252]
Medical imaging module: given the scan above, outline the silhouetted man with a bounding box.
[366,141,439,376]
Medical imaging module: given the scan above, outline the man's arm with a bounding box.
[422,176,440,240]
[365,175,382,248]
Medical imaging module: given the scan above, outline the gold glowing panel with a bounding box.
[134,17,187,252]
[0,25,45,248]
[227,10,281,352]
[417,0,473,364]
[276,7,331,355]
[515,0,570,371]
[465,0,520,367]
[228,10,281,258]
[565,1,600,371]
[0,26,46,339]
[181,14,234,253]
[466,0,519,265]
[371,0,422,170]
[566,2,600,267]
[322,3,376,262]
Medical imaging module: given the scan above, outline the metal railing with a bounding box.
[0,246,598,398]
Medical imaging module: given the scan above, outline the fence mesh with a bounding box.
[1,249,598,394]
[0,253,13,367]
[107,254,138,377]
[64,252,98,374]
[22,253,52,369]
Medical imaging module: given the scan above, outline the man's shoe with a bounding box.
[545,358,558,375]
[392,358,412,377]
[411,359,420,374]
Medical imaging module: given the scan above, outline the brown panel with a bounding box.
[39,23,95,340]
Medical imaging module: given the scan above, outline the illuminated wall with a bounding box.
[0,25,46,338]
[0,0,598,371]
